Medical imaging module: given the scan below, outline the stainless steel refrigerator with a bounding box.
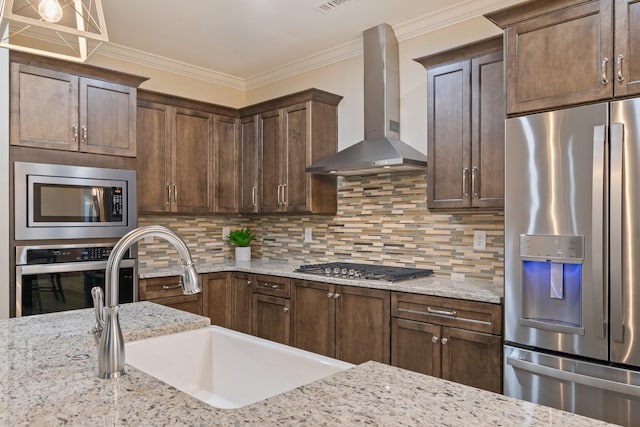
[504,99,640,426]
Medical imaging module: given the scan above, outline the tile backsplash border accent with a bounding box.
[138,172,504,281]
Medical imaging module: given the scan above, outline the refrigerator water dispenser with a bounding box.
[520,235,584,333]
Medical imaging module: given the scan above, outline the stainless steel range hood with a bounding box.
[306,23,427,176]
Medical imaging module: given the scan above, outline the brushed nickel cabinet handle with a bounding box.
[276,184,282,206]
[327,292,334,298]
[283,306,289,313]
[601,57,610,85]
[441,337,449,345]
[162,284,181,290]
[427,307,457,317]
[252,186,257,207]
[72,125,78,143]
[173,184,178,205]
[282,183,287,206]
[462,168,470,198]
[247,280,252,286]
[166,184,171,205]
[472,167,479,198]
[432,336,439,344]
[333,293,340,299]
[81,126,88,144]
[617,54,625,83]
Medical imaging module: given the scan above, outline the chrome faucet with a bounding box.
[91,225,201,379]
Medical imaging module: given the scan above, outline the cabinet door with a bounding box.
[336,286,390,364]
[253,294,290,345]
[505,1,613,114]
[291,280,336,357]
[614,0,640,97]
[471,51,504,209]
[441,327,502,393]
[80,77,136,157]
[260,109,284,213]
[10,63,79,151]
[239,116,260,214]
[214,114,240,213]
[283,103,311,212]
[232,272,254,334]
[427,60,471,210]
[391,318,441,378]
[172,107,214,213]
[137,101,172,213]
[203,272,231,328]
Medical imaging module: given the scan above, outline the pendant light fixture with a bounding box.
[0,0,108,62]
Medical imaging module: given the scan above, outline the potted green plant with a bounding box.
[225,227,256,262]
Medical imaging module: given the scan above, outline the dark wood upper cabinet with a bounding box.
[214,114,240,214]
[10,55,144,157]
[486,0,640,114]
[137,100,172,212]
[136,90,238,214]
[417,36,504,211]
[240,89,342,215]
[239,116,260,214]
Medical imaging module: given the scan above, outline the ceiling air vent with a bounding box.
[314,0,357,14]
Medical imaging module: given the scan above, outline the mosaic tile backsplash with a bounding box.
[138,172,504,281]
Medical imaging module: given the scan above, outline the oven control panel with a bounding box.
[17,245,132,265]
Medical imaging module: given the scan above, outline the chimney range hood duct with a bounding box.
[306,23,427,176]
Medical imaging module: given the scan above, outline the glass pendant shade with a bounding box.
[0,0,108,62]
[38,0,63,23]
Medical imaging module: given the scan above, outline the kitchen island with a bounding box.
[0,302,611,426]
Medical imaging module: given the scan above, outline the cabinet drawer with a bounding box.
[391,292,502,335]
[253,274,290,298]
[147,294,202,316]
[139,276,188,300]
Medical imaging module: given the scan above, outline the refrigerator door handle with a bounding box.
[610,122,624,343]
[592,125,607,339]
[506,355,640,398]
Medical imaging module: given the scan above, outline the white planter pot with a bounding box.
[235,246,251,262]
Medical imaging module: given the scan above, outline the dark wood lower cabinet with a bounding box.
[441,327,502,393]
[203,272,232,328]
[253,293,290,345]
[391,292,503,394]
[291,280,390,365]
[232,272,254,334]
[138,276,203,316]
[392,318,441,377]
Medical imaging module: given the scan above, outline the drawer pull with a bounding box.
[427,307,457,317]
[162,284,181,290]
[327,292,334,298]
[432,336,439,344]
[441,338,449,345]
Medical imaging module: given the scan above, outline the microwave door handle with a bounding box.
[610,122,624,343]
[592,125,607,339]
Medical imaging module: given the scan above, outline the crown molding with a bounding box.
[96,42,246,90]
[93,0,523,92]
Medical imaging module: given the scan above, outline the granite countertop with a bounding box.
[0,302,609,426]
[139,259,504,304]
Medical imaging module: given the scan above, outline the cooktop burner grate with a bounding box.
[295,262,433,282]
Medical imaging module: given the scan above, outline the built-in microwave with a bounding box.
[14,162,137,240]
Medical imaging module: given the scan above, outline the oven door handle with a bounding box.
[16,259,136,274]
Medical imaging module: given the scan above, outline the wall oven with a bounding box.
[14,162,136,240]
[15,243,137,317]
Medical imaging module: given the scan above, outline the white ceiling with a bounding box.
[98,0,524,88]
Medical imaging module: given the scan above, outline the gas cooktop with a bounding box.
[295,262,433,282]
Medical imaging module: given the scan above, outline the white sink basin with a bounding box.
[125,326,353,409]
